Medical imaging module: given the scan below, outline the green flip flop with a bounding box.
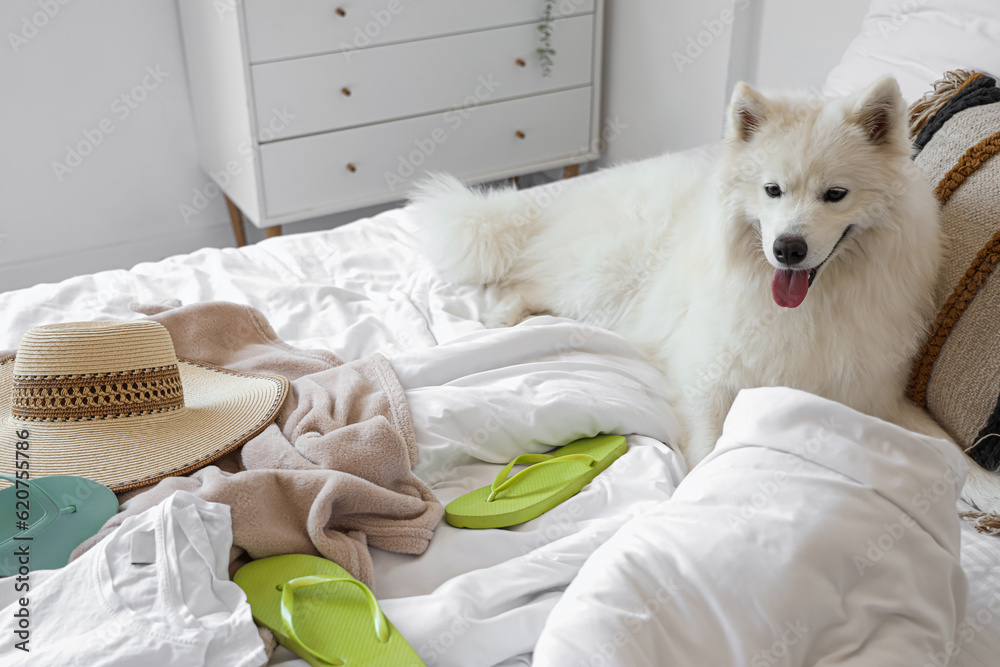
[445,434,628,529]
[0,474,118,576]
[234,554,425,667]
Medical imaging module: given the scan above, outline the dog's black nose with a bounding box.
[773,236,808,265]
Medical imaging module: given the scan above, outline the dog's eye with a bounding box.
[824,187,848,203]
[764,184,782,198]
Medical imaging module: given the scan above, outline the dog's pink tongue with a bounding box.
[771,269,809,308]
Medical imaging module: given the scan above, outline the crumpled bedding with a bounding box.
[1,170,998,666]
[67,300,442,589]
[535,387,968,667]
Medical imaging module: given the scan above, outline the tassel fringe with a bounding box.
[908,69,984,139]
[960,510,1000,536]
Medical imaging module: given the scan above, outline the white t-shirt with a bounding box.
[0,491,266,667]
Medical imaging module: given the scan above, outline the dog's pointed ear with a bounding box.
[726,82,768,142]
[848,76,905,146]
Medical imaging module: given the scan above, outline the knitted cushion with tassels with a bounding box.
[905,70,1000,476]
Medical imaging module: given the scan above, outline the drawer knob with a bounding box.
[335,7,346,16]
[515,130,526,140]
[515,58,526,68]
[346,163,357,172]
[341,87,351,97]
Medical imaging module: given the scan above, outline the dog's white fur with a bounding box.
[413,77,1000,513]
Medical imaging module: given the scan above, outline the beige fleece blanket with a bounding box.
[71,301,443,587]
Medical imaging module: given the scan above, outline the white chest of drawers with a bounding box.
[178,0,605,242]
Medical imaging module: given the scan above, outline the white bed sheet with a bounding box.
[2,187,999,665]
[0,202,688,666]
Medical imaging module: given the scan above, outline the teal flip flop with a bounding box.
[235,554,425,666]
[445,434,628,529]
[0,474,118,575]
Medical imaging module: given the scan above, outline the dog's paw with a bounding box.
[483,293,529,328]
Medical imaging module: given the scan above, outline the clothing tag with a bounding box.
[130,530,156,564]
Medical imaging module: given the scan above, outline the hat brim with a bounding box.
[0,356,288,492]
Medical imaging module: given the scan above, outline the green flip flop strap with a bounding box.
[278,575,390,666]
[487,453,596,502]
[0,474,76,549]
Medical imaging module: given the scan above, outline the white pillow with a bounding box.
[824,0,1000,101]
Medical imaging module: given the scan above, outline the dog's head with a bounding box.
[720,76,911,308]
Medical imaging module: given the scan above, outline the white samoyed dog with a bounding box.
[412,76,1000,513]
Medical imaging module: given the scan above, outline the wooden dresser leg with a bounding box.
[563,164,580,179]
[225,195,248,248]
[265,225,282,238]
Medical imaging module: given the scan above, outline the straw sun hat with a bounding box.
[0,320,288,492]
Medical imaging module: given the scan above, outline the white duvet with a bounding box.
[2,196,999,666]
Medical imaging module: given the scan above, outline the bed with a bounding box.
[6,0,1000,662]
[1,161,999,665]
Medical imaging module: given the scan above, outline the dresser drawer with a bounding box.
[251,15,594,142]
[260,86,593,217]
[244,0,597,63]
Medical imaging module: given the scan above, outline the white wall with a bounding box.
[599,0,740,165]
[751,0,869,92]
[0,0,393,293]
[0,0,216,292]
[0,0,873,292]
[600,0,871,165]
